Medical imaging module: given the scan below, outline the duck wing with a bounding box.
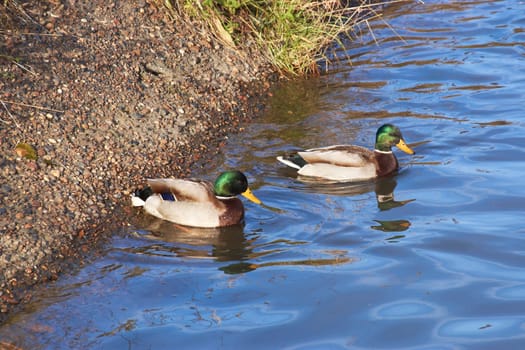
[146,178,217,202]
[299,145,375,167]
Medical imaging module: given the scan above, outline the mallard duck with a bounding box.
[277,124,415,182]
[131,171,261,228]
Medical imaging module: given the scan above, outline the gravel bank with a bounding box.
[0,0,274,321]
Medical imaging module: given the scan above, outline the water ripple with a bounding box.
[435,316,525,342]
[370,299,444,320]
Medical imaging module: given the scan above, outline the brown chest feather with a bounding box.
[374,152,399,176]
[218,198,245,226]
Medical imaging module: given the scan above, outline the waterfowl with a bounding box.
[131,171,261,228]
[277,124,415,182]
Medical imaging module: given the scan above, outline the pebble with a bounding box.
[0,0,273,321]
[49,169,61,178]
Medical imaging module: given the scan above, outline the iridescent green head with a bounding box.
[214,171,262,204]
[375,124,415,154]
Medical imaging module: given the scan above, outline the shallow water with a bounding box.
[2,1,525,349]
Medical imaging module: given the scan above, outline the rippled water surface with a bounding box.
[2,1,525,349]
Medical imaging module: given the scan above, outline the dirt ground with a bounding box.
[0,0,276,322]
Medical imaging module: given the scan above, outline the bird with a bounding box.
[276,124,415,182]
[131,170,261,228]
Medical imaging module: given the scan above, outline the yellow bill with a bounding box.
[242,187,262,205]
[396,139,415,155]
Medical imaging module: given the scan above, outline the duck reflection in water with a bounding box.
[371,220,411,232]
[372,177,413,236]
[132,215,353,274]
[375,177,415,211]
[132,214,255,263]
[293,173,414,209]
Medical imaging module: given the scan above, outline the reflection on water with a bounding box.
[291,176,376,195]
[2,1,525,349]
[373,178,413,236]
[374,177,415,211]
[128,213,353,274]
[130,215,252,261]
[371,220,411,232]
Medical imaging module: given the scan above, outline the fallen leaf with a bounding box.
[15,142,38,160]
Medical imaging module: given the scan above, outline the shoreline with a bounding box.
[0,1,276,321]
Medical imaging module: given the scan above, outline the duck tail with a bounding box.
[131,187,153,207]
[277,153,306,170]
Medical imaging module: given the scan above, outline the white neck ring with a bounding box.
[374,149,393,154]
[216,195,234,200]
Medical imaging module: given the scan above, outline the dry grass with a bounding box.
[167,0,422,76]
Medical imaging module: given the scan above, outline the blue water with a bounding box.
[2,1,525,349]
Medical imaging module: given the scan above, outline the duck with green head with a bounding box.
[277,124,415,182]
[132,171,262,228]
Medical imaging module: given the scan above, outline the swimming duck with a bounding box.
[277,124,415,182]
[131,171,261,228]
